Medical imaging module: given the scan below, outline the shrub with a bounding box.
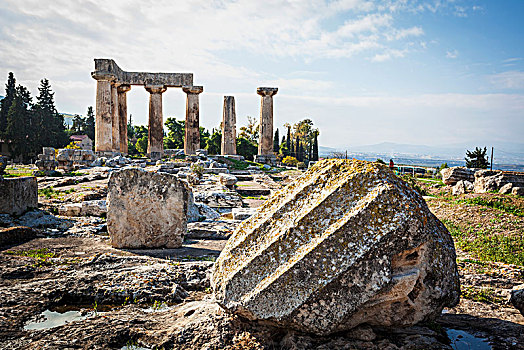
[282,156,298,166]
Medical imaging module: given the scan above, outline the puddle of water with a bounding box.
[446,328,492,350]
[24,309,92,330]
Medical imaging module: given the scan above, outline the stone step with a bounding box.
[236,188,271,196]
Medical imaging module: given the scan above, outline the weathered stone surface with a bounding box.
[183,86,203,155]
[146,85,167,161]
[59,200,106,217]
[474,170,524,193]
[257,87,278,157]
[440,167,475,185]
[218,173,238,187]
[0,226,39,247]
[0,177,38,215]
[107,168,189,248]
[212,159,460,335]
[512,187,524,196]
[510,285,524,316]
[221,96,236,155]
[193,190,243,209]
[499,183,513,194]
[231,207,257,220]
[451,180,473,195]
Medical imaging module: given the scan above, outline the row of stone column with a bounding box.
[220,87,278,160]
[93,75,203,159]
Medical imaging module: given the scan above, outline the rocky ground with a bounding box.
[0,165,523,349]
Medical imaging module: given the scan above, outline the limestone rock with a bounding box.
[440,167,475,185]
[512,187,524,196]
[0,226,39,247]
[212,159,460,335]
[194,191,243,209]
[499,183,513,194]
[231,207,257,220]
[107,168,189,248]
[218,173,238,187]
[451,180,473,195]
[474,170,524,193]
[0,176,38,215]
[510,284,524,316]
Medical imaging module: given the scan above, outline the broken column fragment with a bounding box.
[107,168,189,248]
[221,96,236,155]
[0,176,38,215]
[212,159,460,335]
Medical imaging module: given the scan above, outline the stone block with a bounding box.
[107,168,189,248]
[0,177,38,215]
[474,170,524,193]
[212,159,460,335]
[512,187,524,196]
[231,207,257,220]
[440,167,475,185]
[218,173,238,187]
[0,226,39,247]
[43,147,55,155]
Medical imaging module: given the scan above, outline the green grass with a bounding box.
[442,219,524,266]
[457,197,524,217]
[38,187,75,199]
[5,248,55,259]
[461,286,505,305]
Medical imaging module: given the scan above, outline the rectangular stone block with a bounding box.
[107,168,189,248]
[0,177,38,215]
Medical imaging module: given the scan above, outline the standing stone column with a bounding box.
[111,83,120,153]
[182,86,204,155]
[91,74,115,152]
[145,85,167,161]
[117,84,131,154]
[256,87,278,162]
[221,96,236,155]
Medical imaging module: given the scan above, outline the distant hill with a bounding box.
[318,141,524,171]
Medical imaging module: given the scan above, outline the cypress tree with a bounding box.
[286,126,291,156]
[295,136,300,159]
[35,79,67,149]
[5,85,33,160]
[273,128,279,153]
[0,72,16,137]
[313,132,319,161]
[85,106,95,141]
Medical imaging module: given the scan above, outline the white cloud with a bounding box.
[490,71,524,90]
[446,50,459,59]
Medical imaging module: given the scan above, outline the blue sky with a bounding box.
[0,0,522,149]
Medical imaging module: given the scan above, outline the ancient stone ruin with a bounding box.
[212,159,460,335]
[221,96,237,156]
[255,87,278,164]
[91,59,202,160]
[107,168,189,248]
[0,176,38,215]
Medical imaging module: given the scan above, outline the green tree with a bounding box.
[286,125,291,156]
[206,128,221,155]
[5,85,33,160]
[164,117,185,149]
[273,128,279,153]
[238,116,259,144]
[0,72,16,137]
[71,114,86,134]
[200,126,210,149]
[34,79,68,149]
[236,137,257,161]
[136,135,148,154]
[312,131,319,161]
[465,147,490,169]
[85,106,95,141]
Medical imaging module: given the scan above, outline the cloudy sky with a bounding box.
[0,0,523,149]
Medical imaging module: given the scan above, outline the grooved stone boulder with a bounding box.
[212,159,460,335]
[107,168,189,248]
